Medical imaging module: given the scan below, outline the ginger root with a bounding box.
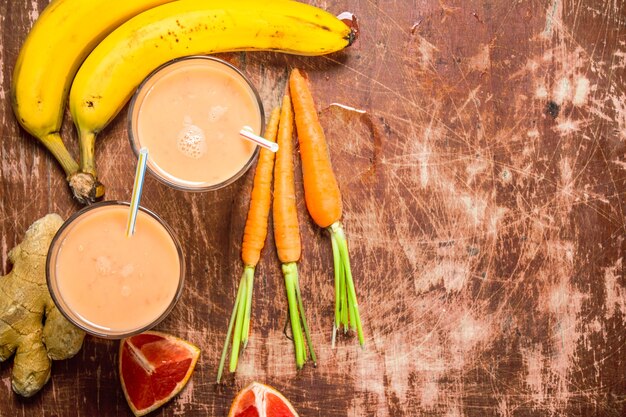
[0,214,85,397]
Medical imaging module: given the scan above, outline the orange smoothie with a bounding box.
[48,203,182,337]
[130,57,263,190]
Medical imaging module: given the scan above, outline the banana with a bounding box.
[11,0,177,204]
[69,0,355,194]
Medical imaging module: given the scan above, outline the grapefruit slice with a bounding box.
[119,331,200,416]
[228,382,299,417]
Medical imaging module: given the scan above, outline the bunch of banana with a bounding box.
[11,0,178,204]
[12,0,355,204]
[70,0,354,200]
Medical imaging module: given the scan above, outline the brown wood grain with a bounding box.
[1,0,625,416]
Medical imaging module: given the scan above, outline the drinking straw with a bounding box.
[126,147,149,237]
[239,126,279,153]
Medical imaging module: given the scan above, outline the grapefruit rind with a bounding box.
[119,331,200,417]
[228,381,299,417]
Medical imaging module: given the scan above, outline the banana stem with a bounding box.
[66,129,104,204]
[329,221,365,347]
[78,129,97,177]
[42,133,79,177]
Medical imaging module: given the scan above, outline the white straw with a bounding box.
[126,148,149,237]
[239,126,279,153]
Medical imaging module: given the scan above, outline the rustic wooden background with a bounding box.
[1,0,625,415]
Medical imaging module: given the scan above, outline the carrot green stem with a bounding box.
[216,265,256,383]
[294,272,317,366]
[348,285,357,331]
[330,221,365,347]
[230,271,249,372]
[242,266,255,348]
[217,273,245,383]
[330,232,341,347]
[336,233,346,330]
[342,261,349,331]
[339,242,348,331]
[283,262,308,368]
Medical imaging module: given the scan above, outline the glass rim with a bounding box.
[46,201,186,339]
[127,55,265,192]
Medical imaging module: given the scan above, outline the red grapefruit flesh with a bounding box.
[119,331,200,416]
[228,382,299,417]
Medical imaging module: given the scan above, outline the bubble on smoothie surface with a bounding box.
[95,256,113,276]
[177,117,208,159]
[208,105,228,122]
[121,285,131,297]
[120,264,135,278]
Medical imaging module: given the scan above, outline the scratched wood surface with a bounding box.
[1,0,625,416]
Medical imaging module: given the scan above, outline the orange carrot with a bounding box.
[242,108,280,266]
[289,70,342,228]
[273,93,316,368]
[217,108,280,383]
[289,68,364,347]
[273,94,301,264]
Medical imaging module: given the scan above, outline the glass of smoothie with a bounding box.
[128,56,265,191]
[46,201,184,339]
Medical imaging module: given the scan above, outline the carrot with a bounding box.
[273,94,301,265]
[273,92,316,368]
[289,68,364,347]
[241,112,280,266]
[217,108,280,383]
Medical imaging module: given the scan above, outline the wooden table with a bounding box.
[1,0,625,415]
